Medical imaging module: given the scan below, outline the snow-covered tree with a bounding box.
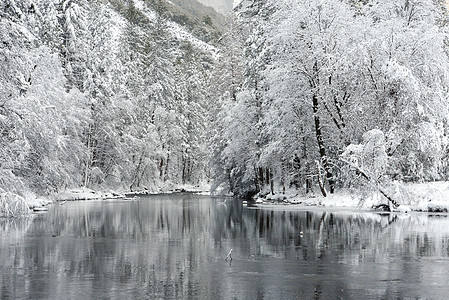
[217,0,449,197]
[1,0,221,201]
[356,0,449,181]
[208,13,246,194]
[0,0,89,195]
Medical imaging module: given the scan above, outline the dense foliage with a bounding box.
[210,0,449,197]
[0,0,219,199]
[2,0,449,203]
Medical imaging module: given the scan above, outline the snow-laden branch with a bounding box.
[339,157,398,208]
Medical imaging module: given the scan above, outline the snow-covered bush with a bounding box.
[341,129,388,186]
[0,192,31,218]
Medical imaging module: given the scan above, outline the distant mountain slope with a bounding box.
[145,0,226,44]
[107,0,222,55]
[132,0,219,56]
[197,0,234,14]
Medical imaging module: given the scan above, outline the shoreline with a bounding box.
[249,181,449,213]
[3,181,449,217]
[0,184,212,218]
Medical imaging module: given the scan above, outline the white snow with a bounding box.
[53,188,125,201]
[251,182,449,213]
[132,0,158,21]
[393,205,412,213]
[109,7,128,50]
[165,21,219,58]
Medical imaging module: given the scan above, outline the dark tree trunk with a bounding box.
[312,93,335,195]
[306,177,312,194]
[182,157,187,185]
[315,160,327,197]
[259,167,264,190]
[159,158,164,178]
[164,144,170,182]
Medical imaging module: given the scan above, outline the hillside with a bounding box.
[197,0,234,14]
[107,0,224,46]
[145,0,226,43]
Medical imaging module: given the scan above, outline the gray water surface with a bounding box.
[1,194,449,299]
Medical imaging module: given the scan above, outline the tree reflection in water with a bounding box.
[1,195,449,299]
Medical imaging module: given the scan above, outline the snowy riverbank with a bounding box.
[0,183,211,218]
[50,183,211,202]
[3,182,449,218]
[252,182,449,213]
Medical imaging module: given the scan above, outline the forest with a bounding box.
[2,0,449,207]
[1,0,221,201]
[211,0,449,199]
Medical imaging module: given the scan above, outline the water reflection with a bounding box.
[1,195,449,299]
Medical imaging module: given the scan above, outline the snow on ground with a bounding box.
[252,182,449,213]
[0,192,53,217]
[4,181,449,218]
[52,188,125,201]
[128,183,211,196]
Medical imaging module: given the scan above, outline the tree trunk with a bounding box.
[159,158,164,178]
[306,176,312,194]
[164,150,170,182]
[259,167,264,191]
[130,155,144,191]
[83,125,92,188]
[312,92,335,194]
[182,157,187,185]
[315,160,327,197]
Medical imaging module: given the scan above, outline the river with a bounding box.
[1,194,449,299]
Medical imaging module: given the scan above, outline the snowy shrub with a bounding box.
[0,192,31,218]
[341,129,388,186]
[361,129,388,179]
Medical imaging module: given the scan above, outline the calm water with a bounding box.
[1,194,449,299]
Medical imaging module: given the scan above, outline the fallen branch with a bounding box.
[340,158,398,208]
